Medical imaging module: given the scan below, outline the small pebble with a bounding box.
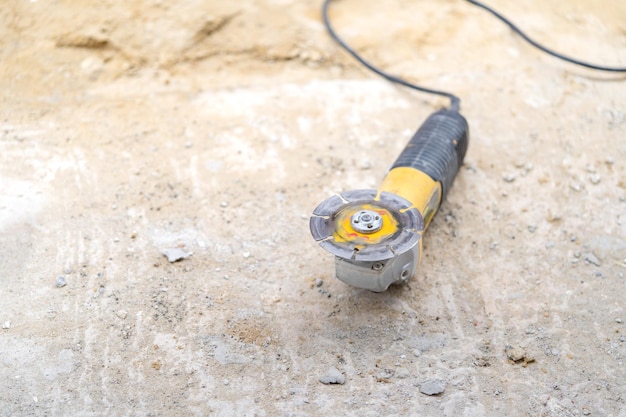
[413,349,421,357]
[545,241,555,249]
[161,248,192,263]
[419,379,446,396]
[220,201,229,208]
[583,253,601,266]
[616,318,623,324]
[528,225,537,233]
[2,321,11,330]
[503,174,516,183]
[55,276,67,288]
[116,310,128,319]
[473,357,490,367]
[588,174,601,185]
[315,278,324,287]
[242,252,251,258]
[505,345,526,362]
[319,367,345,385]
[395,367,411,379]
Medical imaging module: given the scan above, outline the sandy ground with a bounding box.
[1,0,626,416]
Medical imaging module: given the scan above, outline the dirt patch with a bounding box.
[1,1,625,416]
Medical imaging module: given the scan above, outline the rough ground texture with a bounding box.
[1,0,626,416]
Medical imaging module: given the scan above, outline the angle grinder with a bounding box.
[310,109,468,292]
[311,0,625,292]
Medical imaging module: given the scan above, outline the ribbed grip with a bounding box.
[390,109,469,199]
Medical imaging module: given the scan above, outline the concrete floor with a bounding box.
[1,0,626,416]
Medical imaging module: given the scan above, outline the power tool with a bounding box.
[310,109,468,292]
[311,0,626,291]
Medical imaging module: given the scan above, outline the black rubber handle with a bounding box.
[390,109,469,200]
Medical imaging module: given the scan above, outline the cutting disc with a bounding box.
[309,189,424,262]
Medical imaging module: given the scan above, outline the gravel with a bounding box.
[162,248,192,263]
[319,367,345,385]
[420,379,446,396]
[505,345,526,362]
[583,253,601,266]
[588,174,601,184]
[394,367,411,379]
[55,276,67,288]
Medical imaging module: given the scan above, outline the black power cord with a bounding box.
[322,0,626,111]
[465,0,626,73]
[321,0,461,111]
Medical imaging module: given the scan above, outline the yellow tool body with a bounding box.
[379,166,442,229]
[310,109,468,292]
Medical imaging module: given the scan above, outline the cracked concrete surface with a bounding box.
[1,0,626,416]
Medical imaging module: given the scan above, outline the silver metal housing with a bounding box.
[333,240,421,292]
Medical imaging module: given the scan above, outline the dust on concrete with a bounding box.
[1,0,626,416]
